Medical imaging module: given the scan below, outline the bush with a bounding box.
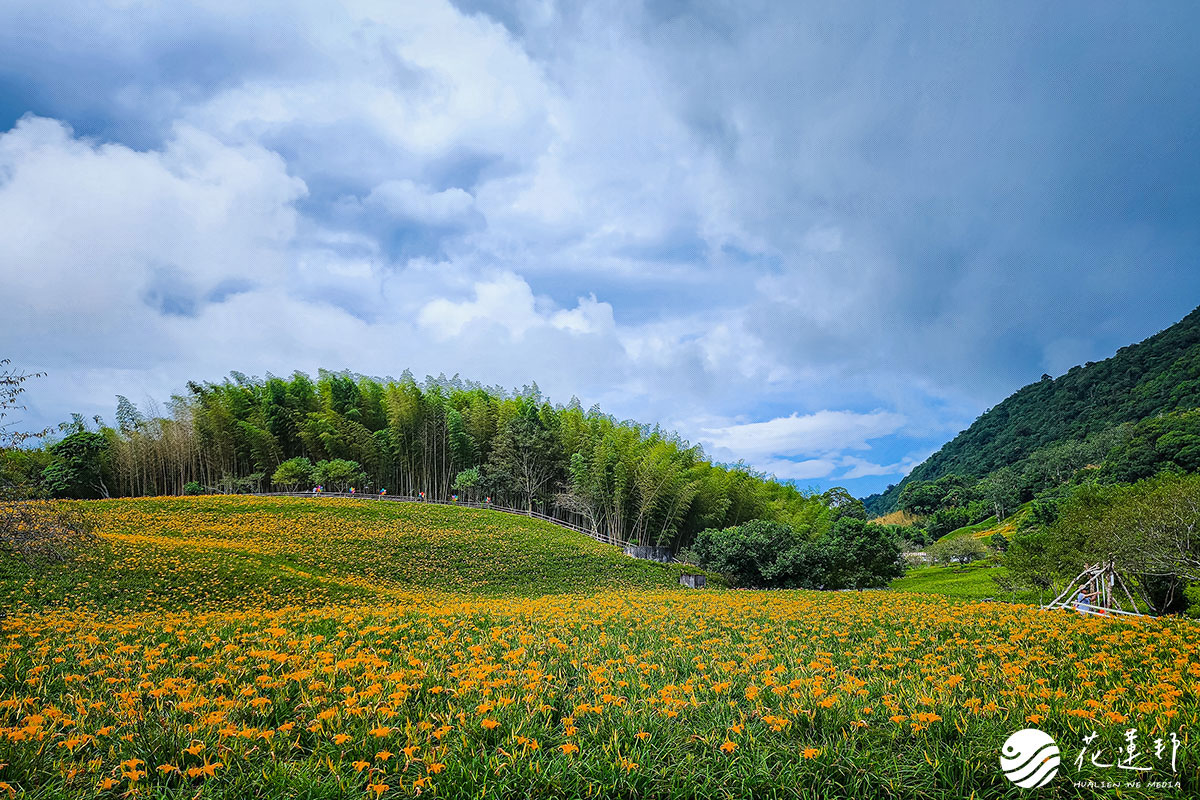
[42,431,111,498]
[689,518,904,590]
[928,536,987,568]
[183,481,203,496]
[0,501,97,566]
[1186,583,1200,619]
[272,457,316,491]
[820,517,906,590]
[926,506,971,539]
[690,520,802,589]
[315,459,367,492]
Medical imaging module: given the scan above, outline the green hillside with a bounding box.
[867,304,1200,513]
[0,496,712,615]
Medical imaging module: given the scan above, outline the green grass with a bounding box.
[0,496,718,615]
[941,502,1034,541]
[939,516,998,540]
[889,562,1043,604]
[890,563,1003,599]
[3,497,1197,799]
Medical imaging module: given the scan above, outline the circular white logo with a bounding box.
[1000,728,1060,789]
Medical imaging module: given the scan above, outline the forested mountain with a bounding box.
[2,369,852,552]
[866,305,1200,515]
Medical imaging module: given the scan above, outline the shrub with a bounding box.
[926,506,971,539]
[272,457,316,491]
[690,520,802,589]
[0,501,97,567]
[820,517,906,589]
[314,459,366,492]
[1186,582,1200,619]
[689,518,904,590]
[183,480,203,496]
[928,536,987,569]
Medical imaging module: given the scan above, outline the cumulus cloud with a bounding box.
[2,0,1199,496]
[365,181,476,225]
[0,115,305,350]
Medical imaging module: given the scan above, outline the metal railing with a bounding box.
[255,491,627,548]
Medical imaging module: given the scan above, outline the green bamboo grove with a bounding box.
[18,370,841,550]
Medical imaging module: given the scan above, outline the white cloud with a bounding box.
[837,454,921,480]
[417,273,540,339]
[0,116,306,350]
[416,273,616,343]
[754,457,839,481]
[700,410,906,461]
[366,180,475,225]
[550,294,615,335]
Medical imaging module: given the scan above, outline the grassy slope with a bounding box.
[0,496,712,614]
[889,506,1035,601]
[940,503,1031,542]
[3,497,1199,799]
[886,563,1049,605]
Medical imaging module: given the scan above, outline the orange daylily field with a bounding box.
[0,497,1196,798]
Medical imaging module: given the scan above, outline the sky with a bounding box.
[2,1,1199,497]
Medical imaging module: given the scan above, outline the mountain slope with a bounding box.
[867,305,1200,513]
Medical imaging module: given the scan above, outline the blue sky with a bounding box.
[2,1,1199,497]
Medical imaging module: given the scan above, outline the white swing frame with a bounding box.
[1042,559,1147,618]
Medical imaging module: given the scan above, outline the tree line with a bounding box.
[1,368,880,554]
[881,408,1200,546]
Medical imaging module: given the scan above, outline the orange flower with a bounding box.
[559,743,579,755]
[719,740,738,754]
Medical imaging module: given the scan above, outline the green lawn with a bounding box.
[889,562,1043,604]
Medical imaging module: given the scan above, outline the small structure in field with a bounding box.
[624,544,674,563]
[1042,559,1146,618]
[679,574,706,589]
